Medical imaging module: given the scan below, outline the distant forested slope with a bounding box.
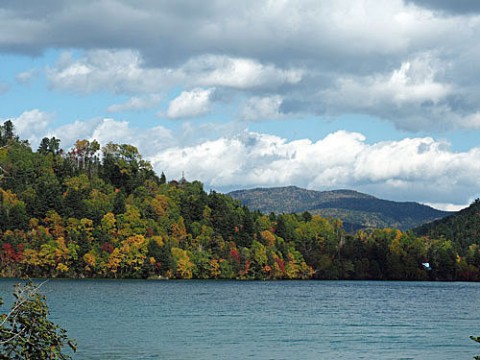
[414,199,480,250]
[229,186,452,230]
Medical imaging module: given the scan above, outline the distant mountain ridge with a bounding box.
[228,186,453,230]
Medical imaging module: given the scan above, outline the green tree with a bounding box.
[0,280,76,359]
[159,172,166,185]
[0,188,28,231]
[0,120,19,146]
[101,142,156,193]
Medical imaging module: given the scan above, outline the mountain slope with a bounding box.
[414,199,480,249]
[228,186,453,230]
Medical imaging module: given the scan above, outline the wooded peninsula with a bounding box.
[1,120,479,281]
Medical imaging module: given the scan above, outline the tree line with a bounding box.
[0,120,479,281]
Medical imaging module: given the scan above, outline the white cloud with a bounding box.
[3,1,480,210]
[104,120,173,156]
[46,50,302,96]
[241,95,284,121]
[49,118,104,148]
[165,88,214,119]
[322,54,454,130]
[25,0,479,130]
[51,118,175,158]
[4,108,479,208]
[7,109,54,148]
[107,94,161,113]
[46,50,184,94]
[0,1,445,61]
[423,202,467,212]
[185,55,302,89]
[150,129,480,207]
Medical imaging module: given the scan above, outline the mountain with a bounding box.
[228,186,453,230]
[414,199,480,249]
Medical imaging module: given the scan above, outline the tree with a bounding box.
[0,188,28,231]
[0,280,76,359]
[101,142,156,193]
[159,172,166,185]
[0,120,19,146]
[171,247,195,279]
[112,190,127,215]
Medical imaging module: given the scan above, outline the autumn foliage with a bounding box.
[0,121,478,281]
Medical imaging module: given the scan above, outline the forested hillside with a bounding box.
[229,186,451,230]
[415,199,480,251]
[0,120,479,281]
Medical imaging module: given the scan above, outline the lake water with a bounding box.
[1,280,479,359]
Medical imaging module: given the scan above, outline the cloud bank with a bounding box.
[4,109,478,209]
[0,1,478,130]
[2,1,480,210]
[146,129,479,209]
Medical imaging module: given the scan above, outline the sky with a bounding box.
[1,0,480,211]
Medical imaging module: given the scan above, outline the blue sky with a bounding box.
[2,1,480,210]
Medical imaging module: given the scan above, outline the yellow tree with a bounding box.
[209,258,221,278]
[119,234,150,274]
[54,237,70,274]
[83,251,98,273]
[107,248,123,277]
[99,212,118,244]
[171,247,195,279]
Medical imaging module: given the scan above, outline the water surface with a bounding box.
[1,280,479,359]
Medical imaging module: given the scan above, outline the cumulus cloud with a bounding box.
[1,1,476,130]
[165,88,214,119]
[90,119,175,157]
[423,202,466,212]
[321,54,456,130]
[185,55,302,89]
[3,1,480,209]
[0,113,175,158]
[6,109,54,148]
[50,118,175,158]
[3,108,477,208]
[47,50,302,96]
[150,130,480,208]
[0,1,439,64]
[47,50,183,94]
[48,118,104,148]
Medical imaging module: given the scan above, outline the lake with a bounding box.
[1,280,479,359]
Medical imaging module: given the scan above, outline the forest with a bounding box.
[1,120,479,281]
